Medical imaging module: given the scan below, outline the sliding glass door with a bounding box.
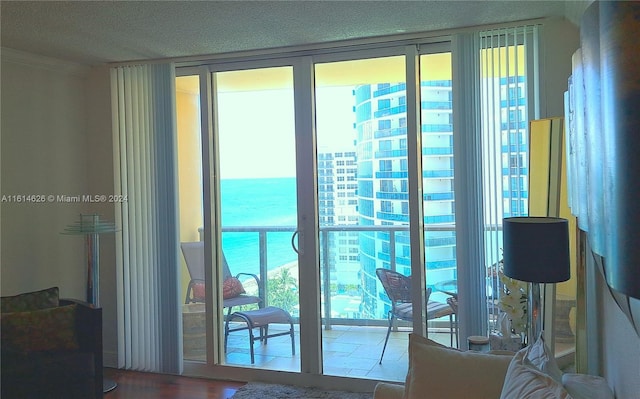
[175,27,539,386]
[315,56,416,380]
[213,66,300,371]
[178,51,451,381]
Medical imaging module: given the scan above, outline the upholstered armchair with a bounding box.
[1,287,103,399]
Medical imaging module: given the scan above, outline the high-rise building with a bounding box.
[353,77,528,319]
[317,149,360,291]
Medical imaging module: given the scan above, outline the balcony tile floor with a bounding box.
[183,304,575,381]
[185,319,454,382]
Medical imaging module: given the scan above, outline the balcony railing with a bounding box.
[219,223,460,330]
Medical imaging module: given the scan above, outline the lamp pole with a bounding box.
[86,232,100,305]
[528,282,542,345]
[63,214,118,306]
[62,213,119,393]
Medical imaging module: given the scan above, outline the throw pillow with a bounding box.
[403,334,513,399]
[1,286,59,313]
[561,373,614,399]
[192,282,206,301]
[223,277,246,299]
[500,348,572,399]
[1,304,80,353]
[525,334,563,383]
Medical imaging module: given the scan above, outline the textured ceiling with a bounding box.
[1,1,582,66]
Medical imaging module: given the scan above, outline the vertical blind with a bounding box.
[451,32,486,345]
[111,63,182,373]
[477,25,540,329]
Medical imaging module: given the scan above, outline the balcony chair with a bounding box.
[181,242,295,363]
[376,268,455,364]
[224,305,295,364]
[446,296,459,348]
[180,242,263,317]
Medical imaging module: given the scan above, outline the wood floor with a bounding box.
[104,368,246,399]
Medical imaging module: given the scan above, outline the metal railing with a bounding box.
[220,224,459,329]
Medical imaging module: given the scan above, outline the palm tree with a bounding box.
[267,268,298,313]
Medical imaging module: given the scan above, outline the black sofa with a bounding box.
[1,290,103,399]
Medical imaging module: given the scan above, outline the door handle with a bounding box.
[291,230,302,254]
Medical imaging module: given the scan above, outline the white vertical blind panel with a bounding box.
[154,66,182,371]
[482,31,500,274]
[478,25,539,330]
[111,68,129,368]
[452,33,487,346]
[531,25,541,120]
[111,64,181,373]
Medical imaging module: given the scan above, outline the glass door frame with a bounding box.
[311,44,436,337]
[196,57,303,371]
[177,58,333,384]
[177,40,469,389]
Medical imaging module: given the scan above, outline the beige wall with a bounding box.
[85,65,118,365]
[0,49,119,364]
[1,49,91,299]
[539,18,580,119]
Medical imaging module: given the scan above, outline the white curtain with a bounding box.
[451,32,486,347]
[111,63,182,373]
[452,25,539,343]
[477,25,540,303]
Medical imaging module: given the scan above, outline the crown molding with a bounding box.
[564,0,594,27]
[1,47,90,77]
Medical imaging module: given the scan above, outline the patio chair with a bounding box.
[180,242,263,317]
[446,296,459,348]
[376,268,455,364]
[224,306,295,364]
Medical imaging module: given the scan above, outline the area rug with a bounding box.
[230,382,372,399]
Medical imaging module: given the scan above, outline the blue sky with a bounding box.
[218,86,356,179]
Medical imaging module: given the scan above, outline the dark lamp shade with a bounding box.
[503,217,571,283]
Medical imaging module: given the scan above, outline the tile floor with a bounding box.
[188,321,455,382]
[184,310,575,382]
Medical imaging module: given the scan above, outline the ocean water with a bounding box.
[220,177,298,276]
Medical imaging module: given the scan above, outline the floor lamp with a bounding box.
[502,217,571,346]
[62,213,119,393]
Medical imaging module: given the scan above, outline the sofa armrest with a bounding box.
[60,299,102,351]
[60,298,103,398]
[373,382,404,399]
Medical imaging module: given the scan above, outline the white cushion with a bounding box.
[373,382,404,399]
[525,334,563,383]
[500,349,572,399]
[561,373,614,399]
[403,334,513,399]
